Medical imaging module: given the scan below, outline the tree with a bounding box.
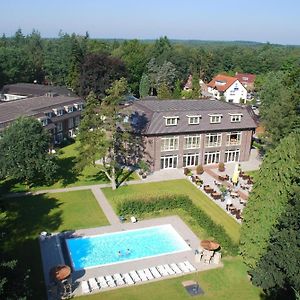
[172,79,182,99]
[259,71,300,148]
[78,53,127,98]
[240,132,300,269]
[77,78,143,190]
[250,186,300,299]
[191,71,201,98]
[139,73,150,98]
[157,82,172,99]
[0,117,57,185]
[156,61,177,90]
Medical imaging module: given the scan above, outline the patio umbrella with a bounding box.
[200,240,220,251]
[232,163,239,184]
[50,265,71,281]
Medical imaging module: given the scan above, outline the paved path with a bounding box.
[91,186,120,224]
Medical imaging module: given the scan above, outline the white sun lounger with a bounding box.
[123,273,135,285]
[97,276,108,289]
[184,260,196,272]
[129,270,141,283]
[130,216,137,223]
[178,262,191,273]
[163,264,175,275]
[157,265,169,277]
[113,273,125,286]
[81,280,90,294]
[88,278,99,291]
[150,267,161,279]
[170,263,183,274]
[137,270,148,282]
[105,275,116,287]
[143,268,154,280]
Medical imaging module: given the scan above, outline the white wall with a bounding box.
[224,80,247,104]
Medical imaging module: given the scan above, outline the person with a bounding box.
[126,248,131,255]
[118,250,122,257]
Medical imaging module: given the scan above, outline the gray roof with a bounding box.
[0,95,83,124]
[2,83,74,97]
[129,99,257,135]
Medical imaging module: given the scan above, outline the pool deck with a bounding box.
[40,215,222,298]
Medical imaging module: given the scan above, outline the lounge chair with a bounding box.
[105,275,116,288]
[137,270,148,281]
[143,268,154,280]
[149,267,162,278]
[178,262,190,273]
[163,264,175,275]
[97,276,108,289]
[88,278,99,291]
[170,263,182,274]
[157,265,169,277]
[129,270,141,283]
[81,280,90,294]
[184,261,196,272]
[113,273,125,286]
[123,273,135,285]
[130,216,137,223]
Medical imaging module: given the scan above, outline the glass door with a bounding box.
[204,151,220,164]
[160,155,178,169]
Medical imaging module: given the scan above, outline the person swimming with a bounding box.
[118,250,122,256]
[126,248,131,255]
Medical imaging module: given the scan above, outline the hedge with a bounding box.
[117,194,239,255]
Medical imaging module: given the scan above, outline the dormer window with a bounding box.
[164,116,179,126]
[230,113,243,123]
[209,114,222,124]
[38,117,48,127]
[74,103,84,111]
[44,111,52,118]
[65,105,74,113]
[53,108,64,116]
[187,115,201,125]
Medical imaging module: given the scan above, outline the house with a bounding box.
[183,75,211,98]
[1,83,74,102]
[0,93,84,143]
[234,73,256,91]
[126,99,257,171]
[207,74,247,104]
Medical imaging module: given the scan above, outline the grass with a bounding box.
[78,257,262,300]
[0,141,139,194]
[0,190,109,299]
[102,180,241,243]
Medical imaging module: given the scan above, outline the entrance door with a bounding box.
[160,155,178,169]
[204,151,220,164]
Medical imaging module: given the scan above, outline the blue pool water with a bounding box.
[66,224,190,270]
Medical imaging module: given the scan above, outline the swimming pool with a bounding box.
[66,224,190,270]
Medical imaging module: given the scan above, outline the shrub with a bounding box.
[218,162,225,172]
[117,195,238,255]
[196,164,204,175]
[184,167,190,176]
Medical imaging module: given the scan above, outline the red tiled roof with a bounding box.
[234,73,256,85]
[207,74,238,92]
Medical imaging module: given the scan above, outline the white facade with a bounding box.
[208,80,247,104]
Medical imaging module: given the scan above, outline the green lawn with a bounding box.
[79,257,262,300]
[0,141,139,193]
[0,190,109,299]
[103,180,241,242]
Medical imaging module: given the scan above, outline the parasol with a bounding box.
[232,163,239,184]
[50,265,71,281]
[200,240,220,251]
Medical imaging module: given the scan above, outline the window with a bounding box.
[55,108,64,116]
[75,103,84,111]
[187,115,201,125]
[184,135,200,149]
[164,116,178,126]
[160,155,178,169]
[183,153,199,167]
[161,136,179,151]
[226,132,241,146]
[230,114,242,122]
[209,114,222,124]
[65,105,74,113]
[204,151,220,164]
[45,111,52,118]
[205,133,222,147]
[39,118,48,127]
[68,118,74,129]
[225,149,240,162]
[56,122,63,132]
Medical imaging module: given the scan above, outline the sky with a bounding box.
[1,0,300,45]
